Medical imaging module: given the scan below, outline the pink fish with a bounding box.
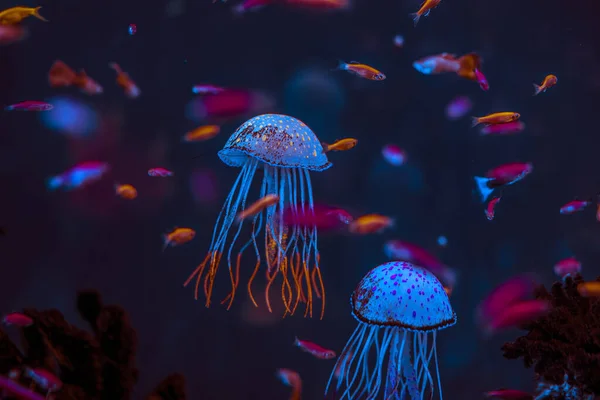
[148,167,174,177]
[484,389,533,399]
[445,96,472,120]
[485,299,551,335]
[384,240,456,288]
[476,275,536,326]
[0,375,45,400]
[294,337,336,359]
[480,121,525,136]
[553,257,581,278]
[2,312,33,327]
[485,197,501,221]
[560,199,591,214]
[474,68,489,91]
[5,100,53,111]
[474,162,533,202]
[282,204,351,231]
[382,144,407,166]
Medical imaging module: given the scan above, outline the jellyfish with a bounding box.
[326,261,456,400]
[184,114,332,318]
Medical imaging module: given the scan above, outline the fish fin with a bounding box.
[423,9,430,16]
[470,117,480,127]
[321,142,330,153]
[474,176,494,202]
[162,235,170,252]
[32,7,48,22]
[410,12,420,27]
[532,83,542,96]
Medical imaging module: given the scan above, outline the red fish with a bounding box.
[474,68,489,91]
[553,257,581,278]
[476,275,536,327]
[282,204,352,231]
[480,121,525,136]
[474,162,533,202]
[560,199,591,214]
[192,84,225,95]
[485,197,501,221]
[0,24,27,45]
[384,240,456,288]
[46,161,110,191]
[2,312,33,327]
[485,389,533,399]
[5,100,53,111]
[485,299,550,335]
[148,167,174,177]
[294,337,336,359]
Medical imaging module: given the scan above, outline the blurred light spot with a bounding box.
[128,23,137,35]
[437,235,448,247]
[39,96,98,138]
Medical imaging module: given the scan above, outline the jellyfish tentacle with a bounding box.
[400,333,420,400]
[341,326,376,399]
[246,176,267,307]
[432,332,443,400]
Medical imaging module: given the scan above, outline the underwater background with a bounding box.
[1,0,600,398]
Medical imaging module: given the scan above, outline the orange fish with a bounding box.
[471,112,520,127]
[533,74,557,96]
[410,0,441,26]
[183,125,221,142]
[48,60,103,95]
[115,184,137,200]
[577,281,600,297]
[294,337,336,359]
[163,227,196,250]
[336,61,385,81]
[348,214,394,234]
[0,6,47,25]
[237,194,279,222]
[413,52,482,82]
[321,138,357,153]
[109,62,140,98]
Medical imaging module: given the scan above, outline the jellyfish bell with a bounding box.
[327,261,456,400]
[184,114,332,319]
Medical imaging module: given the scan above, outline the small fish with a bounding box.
[24,368,62,392]
[410,0,441,26]
[0,6,47,25]
[471,112,520,127]
[553,257,581,279]
[294,337,336,359]
[413,52,481,81]
[474,68,489,91]
[5,100,53,111]
[577,281,600,297]
[349,214,393,234]
[336,60,385,81]
[480,121,525,136]
[445,96,472,120]
[0,25,27,45]
[192,84,225,95]
[533,74,557,96]
[2,312,33,327]
[485,197,501,221]
[237,194,279,222]
[321,138,357,153]
[485,299,551,335]
[282,204,352,231]
[148,167,173,177]
[48,60,103,95]
[560,199,591,215]
[476,275,536,327]
[382,144,407,166]
[474,162,533,202]
[109,62,140,98]
[484,389,533,399]
[163,227,196,250]
[47,161,110,191]
[183,125,220,142]
[384,239,456,288]
[393,34,404,48]
[115,184,137,200]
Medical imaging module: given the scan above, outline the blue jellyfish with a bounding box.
[184,114,332,318]
[326,261,456,399]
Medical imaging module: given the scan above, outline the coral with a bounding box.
[0,290,187,400]
[502,274,600,399]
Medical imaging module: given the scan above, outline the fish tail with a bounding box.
[409,12,420,27]
[46,176,62,191]
[333,60,347,71]
[32,7,48,22]
[108,62,122,75]
[470,116,481,127]
[532,83,542,96]
[474,176,494,202]
[48,60,76,87]
[162,235,170,252]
